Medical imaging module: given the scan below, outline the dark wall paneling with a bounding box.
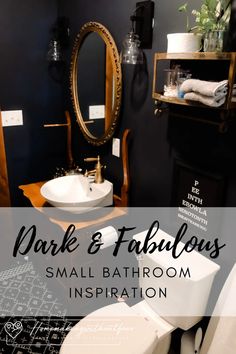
[0,0,67,206]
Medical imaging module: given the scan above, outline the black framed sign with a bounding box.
[171,159,226,208]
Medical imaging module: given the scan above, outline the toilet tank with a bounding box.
[133,228,220,330]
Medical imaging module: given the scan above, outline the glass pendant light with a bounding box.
[120,30,144,65]
[47,39,62,62]
[47,16,70,63]
[120,1,155,65]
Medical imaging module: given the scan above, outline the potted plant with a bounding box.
[167,0,231,53]
[181,0,231,51]
[167,3,202,53]
[191,0,231,51]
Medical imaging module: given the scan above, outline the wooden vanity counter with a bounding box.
[19,181,126,232]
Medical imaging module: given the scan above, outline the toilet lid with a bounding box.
[60,302,158,354]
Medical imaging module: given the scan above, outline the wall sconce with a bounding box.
[47,39,62,62]
[47,17,70,82]
[120,0,155,65]
[47,16,70,63]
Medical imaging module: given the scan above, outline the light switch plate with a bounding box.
[89,105,105,119]
[1,110,23,127]
[112,138,120,157]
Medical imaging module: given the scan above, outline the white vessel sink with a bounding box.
[40,175,113,213]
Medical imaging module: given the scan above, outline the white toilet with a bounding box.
[180,263,236,354]
[60,228,220,354]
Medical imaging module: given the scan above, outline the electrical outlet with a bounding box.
[89,105,105,119]
[1,110,23,127]
[112,138,120,157]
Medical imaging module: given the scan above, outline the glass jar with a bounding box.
[176,71,192,98]
[164,69,178,97]
[203,30,225,52]
[163,68,192,98]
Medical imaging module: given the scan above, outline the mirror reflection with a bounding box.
[77,32,106,137]
[70,22,122,146]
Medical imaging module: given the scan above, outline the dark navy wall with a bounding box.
[1,0,236,207]
[58,0,236,207]
[0,0,67,206]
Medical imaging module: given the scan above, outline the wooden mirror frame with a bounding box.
[70,22,122,146]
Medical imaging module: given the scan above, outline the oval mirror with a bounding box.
[70,22,122,146]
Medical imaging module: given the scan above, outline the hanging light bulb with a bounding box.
[47,17,70,63]
[47,39,62,62]
[120,31,144,65]
[120,1,154,65]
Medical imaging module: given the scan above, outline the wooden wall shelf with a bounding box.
[152,52,236,110]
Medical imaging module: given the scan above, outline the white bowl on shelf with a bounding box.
[167,33,202,53]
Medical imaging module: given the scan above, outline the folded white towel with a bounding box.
[184,92,226,107]
[180,79,228,97]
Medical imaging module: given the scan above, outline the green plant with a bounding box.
[179,0,231,33]
[178,3,191,32]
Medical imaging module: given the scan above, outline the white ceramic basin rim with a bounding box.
[40,175,113,211]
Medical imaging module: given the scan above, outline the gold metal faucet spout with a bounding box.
[84,169,96,177]
[84,155,104,183]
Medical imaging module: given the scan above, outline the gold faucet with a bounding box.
[84,155,104,183]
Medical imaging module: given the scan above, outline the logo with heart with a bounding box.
[4,321,23,339]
